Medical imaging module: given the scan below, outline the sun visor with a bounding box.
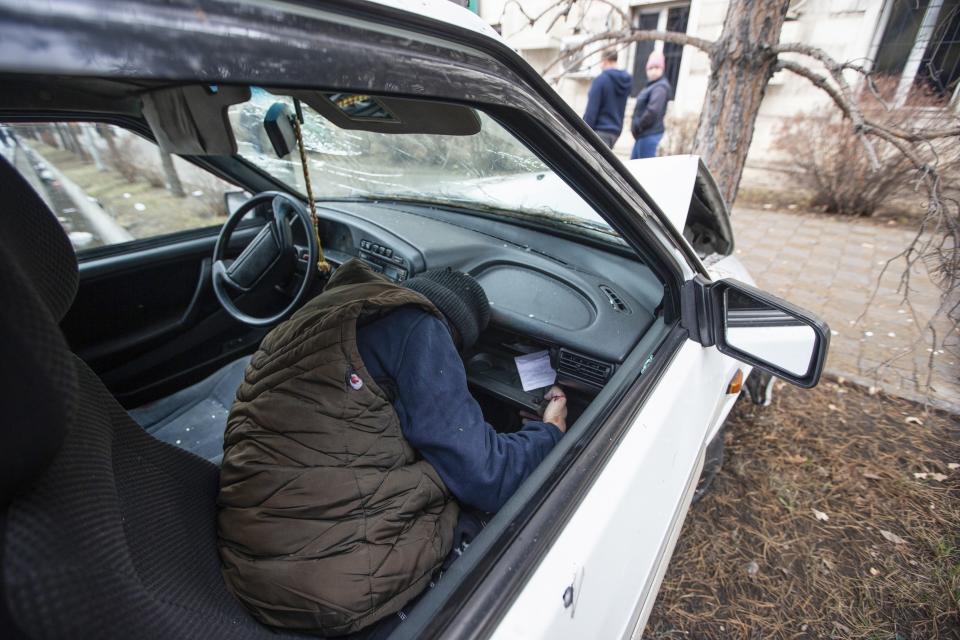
[141,85,250,155]
[291,91,480,136]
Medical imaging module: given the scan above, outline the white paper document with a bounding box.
[514,350,557,392]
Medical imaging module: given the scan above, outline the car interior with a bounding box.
[0,75,675,637]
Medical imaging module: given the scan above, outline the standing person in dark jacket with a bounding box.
[630,51,672,159]
[583,49,633,149]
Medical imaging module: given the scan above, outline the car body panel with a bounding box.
[366,0,506,42]
[625,155,734,260]
[491,340,734,639]
[0,3,829,640]
[703,253,755,444]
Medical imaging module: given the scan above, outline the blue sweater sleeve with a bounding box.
[390,314,562,513]
[583,76,604,128]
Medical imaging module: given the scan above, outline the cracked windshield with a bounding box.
[230,88,613,235]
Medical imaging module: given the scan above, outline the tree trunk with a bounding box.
[97,124,136,182]
[81,124,106,171]
[693,0,790,205]
[159,149,185,197]
[67,123,92,163]
[54,124,71,151]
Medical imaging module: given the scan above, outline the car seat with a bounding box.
[0,155,355,639]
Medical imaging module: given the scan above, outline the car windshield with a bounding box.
[229,88,615,237]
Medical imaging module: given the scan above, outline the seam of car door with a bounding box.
[400,323,688,640]
[624,440,706,639]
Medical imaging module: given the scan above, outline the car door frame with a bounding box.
[0,1,735,637]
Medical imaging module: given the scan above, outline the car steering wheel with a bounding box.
[212,191,318,327]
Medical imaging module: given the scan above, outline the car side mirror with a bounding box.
[681,276,829,387]
[224,190,251,216]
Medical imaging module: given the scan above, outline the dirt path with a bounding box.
[645,382,960,639]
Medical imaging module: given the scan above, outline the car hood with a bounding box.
[443,155,722,236]
[439,171,608,227]
[622,155,701,233]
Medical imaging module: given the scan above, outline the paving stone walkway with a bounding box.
[730,207,959,413]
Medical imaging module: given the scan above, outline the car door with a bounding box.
[1,121,271,408]
[491,333,738,638]
[0,4,829,638]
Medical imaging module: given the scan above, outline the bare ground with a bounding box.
[645,380,960,639]
[30,142,229,241]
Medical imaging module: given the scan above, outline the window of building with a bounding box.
[630,2,691,98]
[872,0,960,104]
[0,122,237,253]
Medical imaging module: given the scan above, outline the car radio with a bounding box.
[359,238,407,282]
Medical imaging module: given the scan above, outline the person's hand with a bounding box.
[542,385,567,434]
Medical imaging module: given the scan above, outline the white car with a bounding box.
[0,1,828,639]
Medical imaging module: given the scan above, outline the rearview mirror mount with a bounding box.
[263,102,297,158]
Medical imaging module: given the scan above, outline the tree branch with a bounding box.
[774,42,960,141]
[774,59,881,170]
[544,29,717,77]
[582,0,631,26]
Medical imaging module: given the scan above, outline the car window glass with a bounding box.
[0,123,237,253]
[229,89,620,241]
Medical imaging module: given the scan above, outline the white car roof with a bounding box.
[365,0,506,44]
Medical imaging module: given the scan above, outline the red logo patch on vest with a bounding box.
[349,373,363,390]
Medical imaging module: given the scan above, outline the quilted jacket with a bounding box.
[217,259,459,636]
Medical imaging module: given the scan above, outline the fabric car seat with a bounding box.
[0,156,339,639]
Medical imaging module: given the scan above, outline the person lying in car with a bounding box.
[217,258,567,637]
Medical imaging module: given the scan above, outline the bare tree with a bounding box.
[159,149,185,198]
[505,0,959,393]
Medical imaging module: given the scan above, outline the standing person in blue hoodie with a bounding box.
[583,49,633,149]
[630,51,672,159]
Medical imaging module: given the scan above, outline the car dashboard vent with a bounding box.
[599,284,630,313]
[558,349,614,389]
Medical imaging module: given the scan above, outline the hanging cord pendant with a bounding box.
[291,101,331,274]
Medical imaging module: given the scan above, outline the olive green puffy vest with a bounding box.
[218,259,459,636]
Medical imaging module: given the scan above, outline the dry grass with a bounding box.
[31,142,230,239]
[646,381,960,639]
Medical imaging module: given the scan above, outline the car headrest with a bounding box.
[0,154,79,503]
[0,155,79,322]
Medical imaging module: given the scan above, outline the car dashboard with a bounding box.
[301,200,664,425]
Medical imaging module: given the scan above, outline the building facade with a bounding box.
[478,0,959,188]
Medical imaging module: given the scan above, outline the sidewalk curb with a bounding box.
[822,369,960,416]
[26,147,133,245]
